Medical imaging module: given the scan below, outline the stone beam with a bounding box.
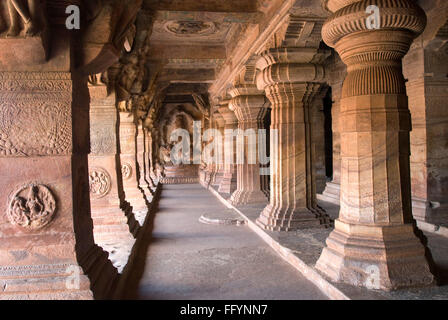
[154,11,262,24]
[159,68,216,83]
[144,0,258,13]
[165,83,210,95]
[149,44,226,60]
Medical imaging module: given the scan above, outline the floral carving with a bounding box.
[89,168,111,199]
[7,184,56,230]
[164,21,217,36]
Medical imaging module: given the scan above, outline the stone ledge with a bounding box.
[417,220,448,238]
[206,185,448,300]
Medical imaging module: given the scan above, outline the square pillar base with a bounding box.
[315,220,434,291]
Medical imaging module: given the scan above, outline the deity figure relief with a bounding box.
[89,169,111,198]
[4,0,46,37]
[8,184,56,230]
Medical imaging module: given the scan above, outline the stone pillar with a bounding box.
[88,76,136,272]
[0,37,116,299]
[312,87,329,194]
[136,123,154,200]
[217,102,238,195]
[315,0,434,290]
[404,23,448,226]
[201,115,214,188]
[319,55,346,205]
[228,85,269,205]
[211,111,226,187]
[119,112,148,226]
[143,127,157,191]
[255,48,331,231]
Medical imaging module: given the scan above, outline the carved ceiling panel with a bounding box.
[151,20,234,43]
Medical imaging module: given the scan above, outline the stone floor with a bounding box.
[208,186,448,300]
[122,184,328,300]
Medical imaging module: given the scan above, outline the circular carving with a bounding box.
[164,21,217,36]
[7,184,56,230]
[89,168,111,199]
[121,163,132,180]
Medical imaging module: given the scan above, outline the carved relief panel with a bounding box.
[89,167,111,199]
[0,72,72,156]
[7,183,56,230]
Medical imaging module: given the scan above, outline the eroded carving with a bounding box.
[164,21,217,36]
[7,183,56,230]
[121,163,132,180]
[90,125,115,155]
[89,168,111,199]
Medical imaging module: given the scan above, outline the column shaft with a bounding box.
[228,88,269,205]
[255,48,331,231]
[119,112,148,226]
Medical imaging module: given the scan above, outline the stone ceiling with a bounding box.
[142,0,262,105]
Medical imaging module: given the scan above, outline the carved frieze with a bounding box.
[90,124,116,155]
[0,72,72,157]
[7,183,56,230]
[89,167,111,199]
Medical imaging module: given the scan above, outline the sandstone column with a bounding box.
[201,114,213,187]
[228,84,269,205]
[312,87,329,194]
[404,20,448,226]
[255,48,331,231]
[136,123,154,200]
[143,127,157,192]
[211,111,226,187]
[218,101,238,195]
[119,112,149,226]
[88,75,136,272]
[315,0,434,290]
[319,55,346,205]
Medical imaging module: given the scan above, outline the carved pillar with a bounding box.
[143,127,157,191]
[320,54,346,204]
[211,111,225,187]
[312,87,329,194]
[148,129,159,184]
[0,42,116,298]
[315,0,434,290]
[88,77,136,272]
[255,48,331,231]
[228,84,269,205]
[136,123,154,200]
[202,113,215,188]
[217,101,238,195]
[404,20,448,226]
[119,112,148,226]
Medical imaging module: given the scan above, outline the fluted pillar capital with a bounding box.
[255,47,329,92]
[227,84,268,123]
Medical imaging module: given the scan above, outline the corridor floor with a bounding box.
[127,184,328,300]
